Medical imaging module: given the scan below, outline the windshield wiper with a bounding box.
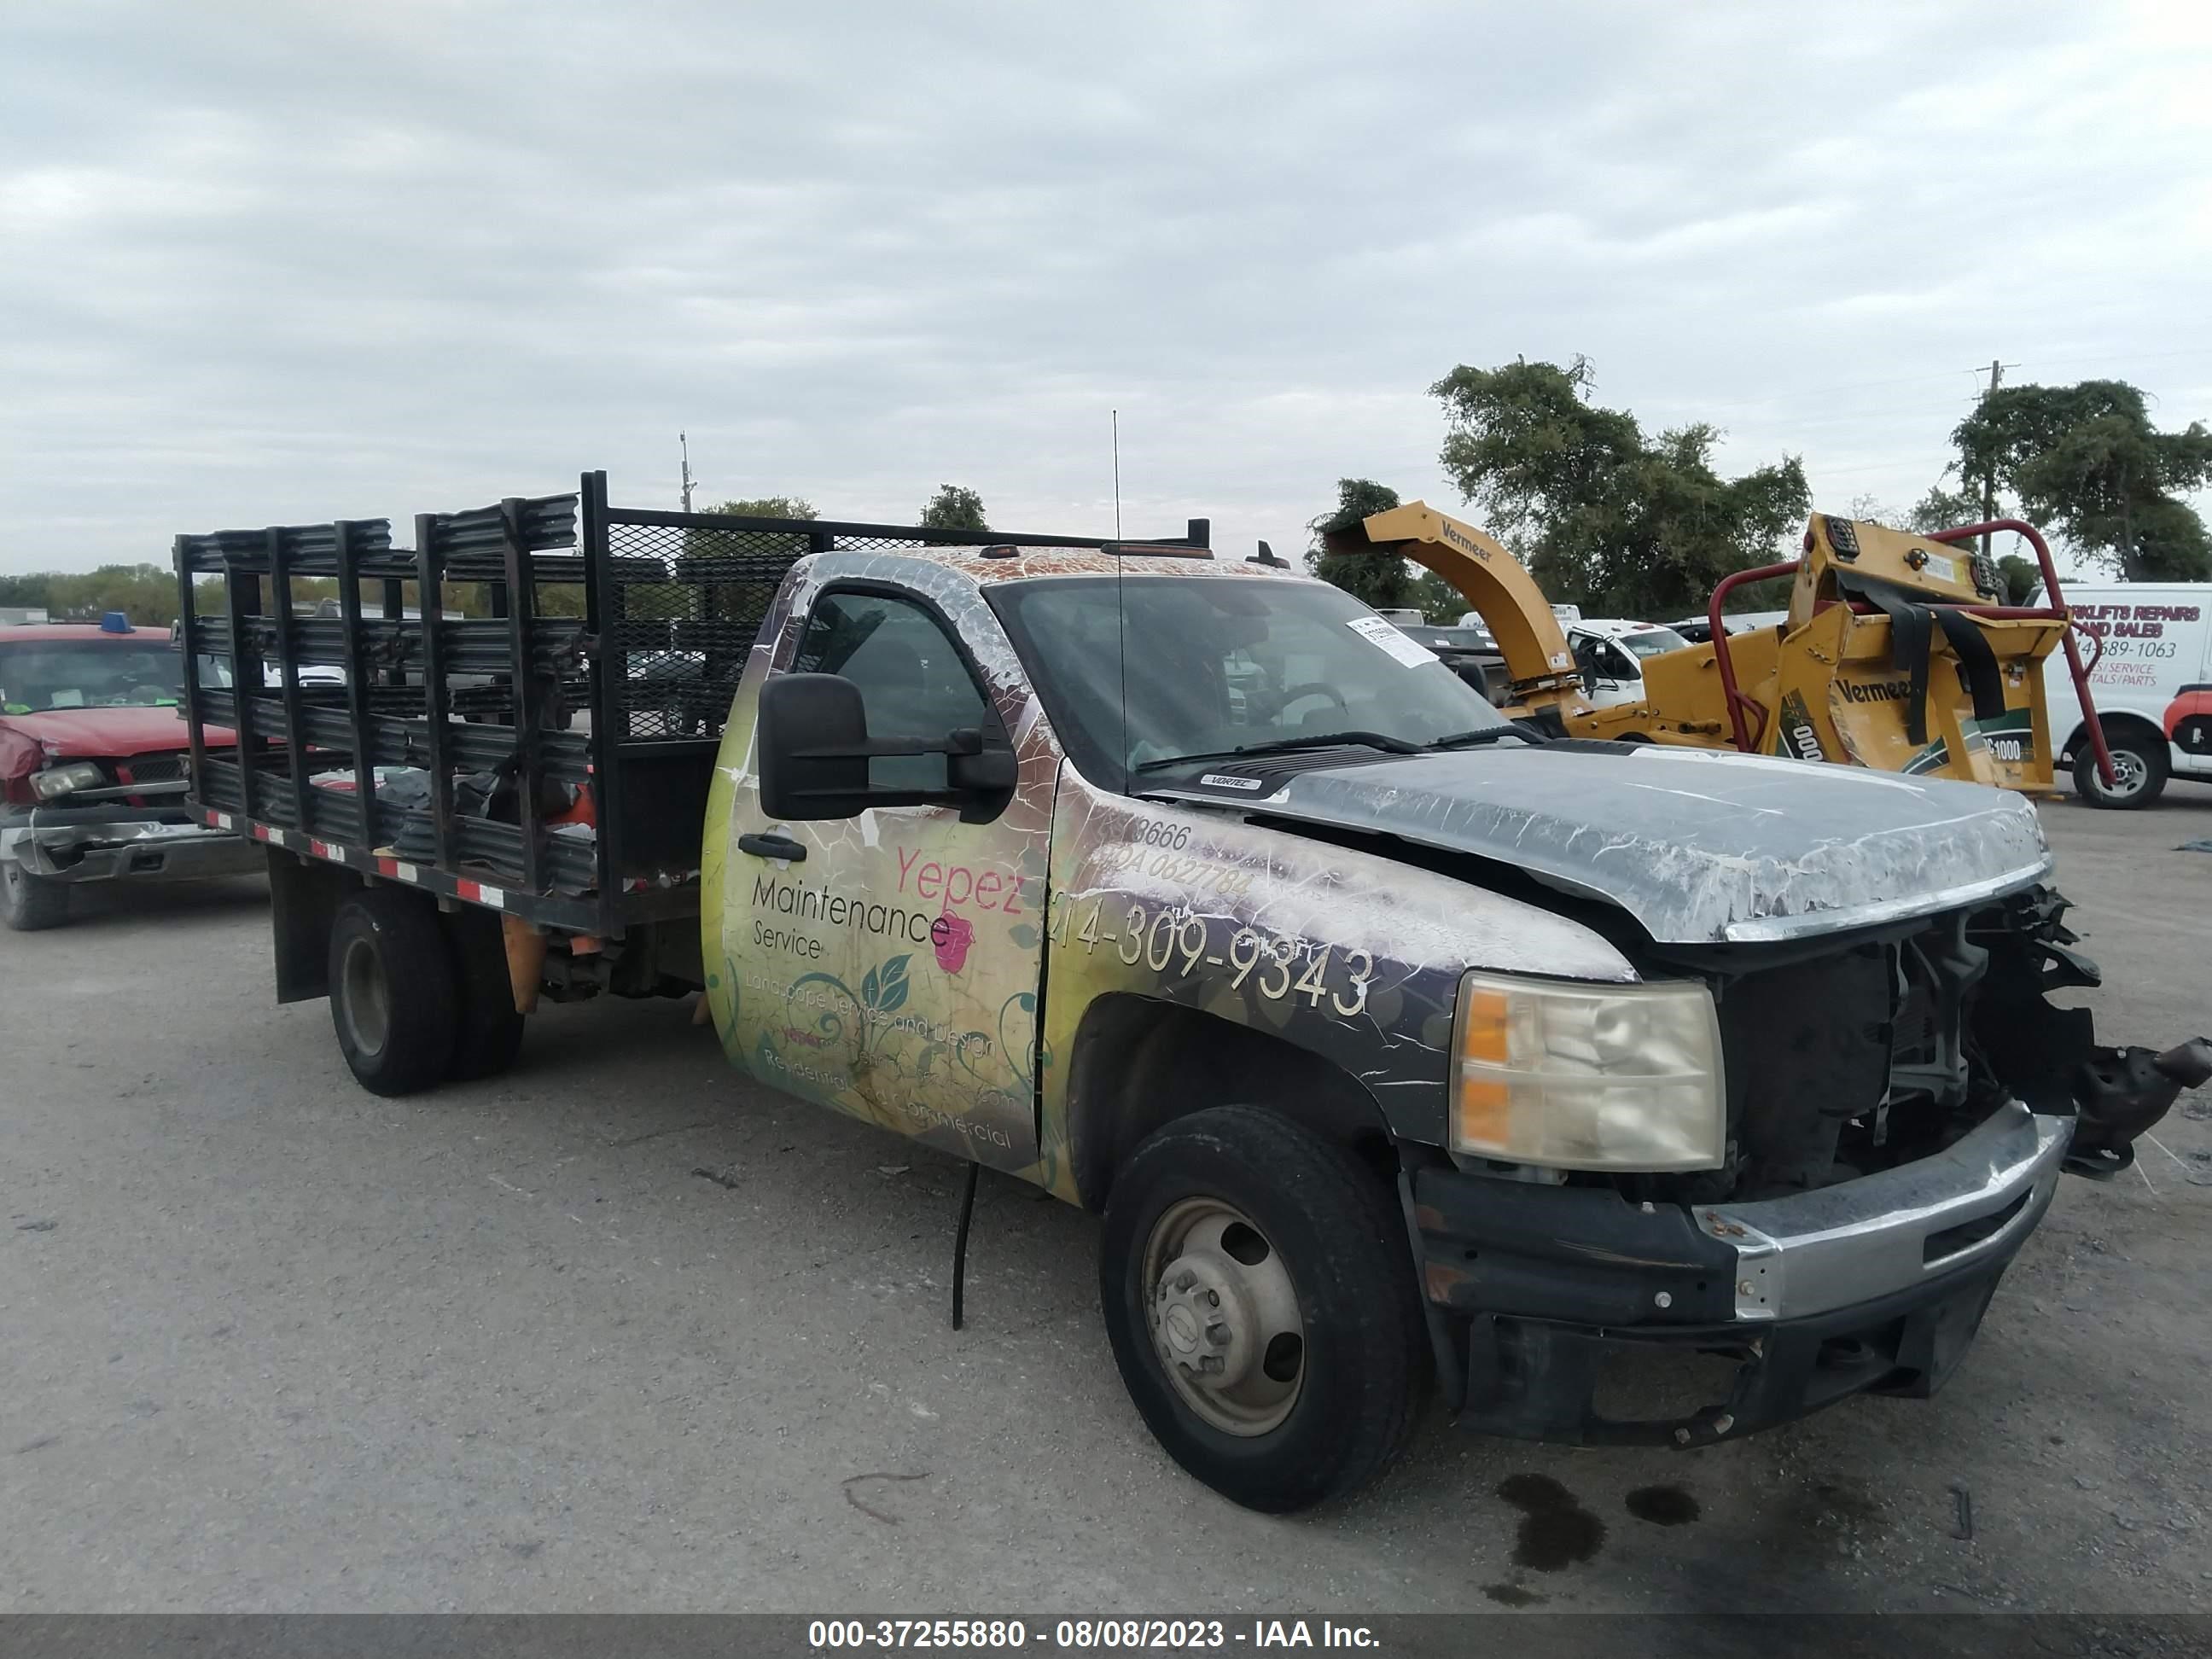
[1426,723,1547,750]
[1133,730,1423,773]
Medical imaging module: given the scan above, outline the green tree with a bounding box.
[665,496,824,632]
[1994,555,2041,605]
[1429,357,1811,618]
[1951,380,2212,580]
[675,495,818,576]
[917,485,987,532]
[1909,483,1984,534]
[1409,571,1469,621]
[1308,478,1416,610]
[0,573,54,613]
[25,564,186,627]
[707,495,817,522]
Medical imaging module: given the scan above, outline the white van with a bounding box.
[1567,617,1693,709]
[2040,582,2211,808]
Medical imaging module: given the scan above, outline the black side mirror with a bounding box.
[759,673,874,820]
[946,726,1018,795]
[757,675,1016,822]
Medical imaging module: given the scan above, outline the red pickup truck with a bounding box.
[0,617,257,929]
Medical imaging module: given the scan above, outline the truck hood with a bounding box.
[1230,744,2052,945]
[0,706,230,760]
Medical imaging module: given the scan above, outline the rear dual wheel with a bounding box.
[1099,1106,1427,1513]
[328,888,525,1095]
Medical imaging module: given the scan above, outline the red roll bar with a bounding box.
[1925,520,2112,788]
[1706,520,2113,786]
[1708,561,1801,754]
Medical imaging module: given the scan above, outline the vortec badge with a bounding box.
[1198,773,1267,791]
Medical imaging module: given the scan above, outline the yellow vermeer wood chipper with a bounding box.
[1327,504,2114,792]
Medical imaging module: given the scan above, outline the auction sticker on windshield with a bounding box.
[1345,615,1436,668]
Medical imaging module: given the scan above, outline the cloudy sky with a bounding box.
[4,0,2208,575]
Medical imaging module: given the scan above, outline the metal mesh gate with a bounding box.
[600,518,814,740]
[591,494,1202,743]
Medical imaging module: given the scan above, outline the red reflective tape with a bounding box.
[375,858,399,878]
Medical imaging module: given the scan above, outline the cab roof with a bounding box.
[879,544,1304,589]
[0,622,158,643]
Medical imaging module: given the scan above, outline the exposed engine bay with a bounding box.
[1639,886,2209,1203]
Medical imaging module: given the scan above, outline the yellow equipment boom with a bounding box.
[1330,501,2113,793]
[1321,503,1591,722]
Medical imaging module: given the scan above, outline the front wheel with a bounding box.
[2075,728,2168,810]
[1099,1105,1427,1512]
[1,860,69,931]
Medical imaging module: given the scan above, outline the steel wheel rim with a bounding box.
[2103,751,2147,797]
[1141,1196,1306,1437]
[340,935,390,1057]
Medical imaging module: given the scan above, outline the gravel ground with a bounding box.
[3,789,2209,1614]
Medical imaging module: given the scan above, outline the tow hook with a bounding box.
[2064,1038,2212,1179]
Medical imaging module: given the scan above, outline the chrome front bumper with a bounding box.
[1695,1100,2072,1321]
[0,808,263,884]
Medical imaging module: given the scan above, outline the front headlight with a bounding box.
[1450,969,1726,1172]
[30,761,103,800]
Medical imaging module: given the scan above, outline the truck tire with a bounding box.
[328,888,460,1096]
[1098,1105,1426,1513]
[440,906,527,1082]
[2075,726,2168,810]
[0,861,69,931]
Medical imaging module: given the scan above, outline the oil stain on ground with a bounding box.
[1481,1580,1546,1607]
[1626,1484,1701,1526]
[1496,1473,1606,1570]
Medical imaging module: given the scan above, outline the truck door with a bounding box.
[1573,633,1639,708]
[711,584,1051,1173]
[2174,592,2212,776]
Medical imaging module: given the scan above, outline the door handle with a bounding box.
[739,831,806,863]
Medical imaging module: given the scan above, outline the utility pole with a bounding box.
[679,432,696,514]
[1976,360,2016,558]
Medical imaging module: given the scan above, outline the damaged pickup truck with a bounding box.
[721,538,2209,1512]
[185,479,2209,1515]
[2,615,257,929]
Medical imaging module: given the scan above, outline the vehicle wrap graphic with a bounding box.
[702,550,1633,1206]
[702,551,1054,1176]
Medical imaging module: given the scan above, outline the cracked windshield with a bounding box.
[989,574,1509,783]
